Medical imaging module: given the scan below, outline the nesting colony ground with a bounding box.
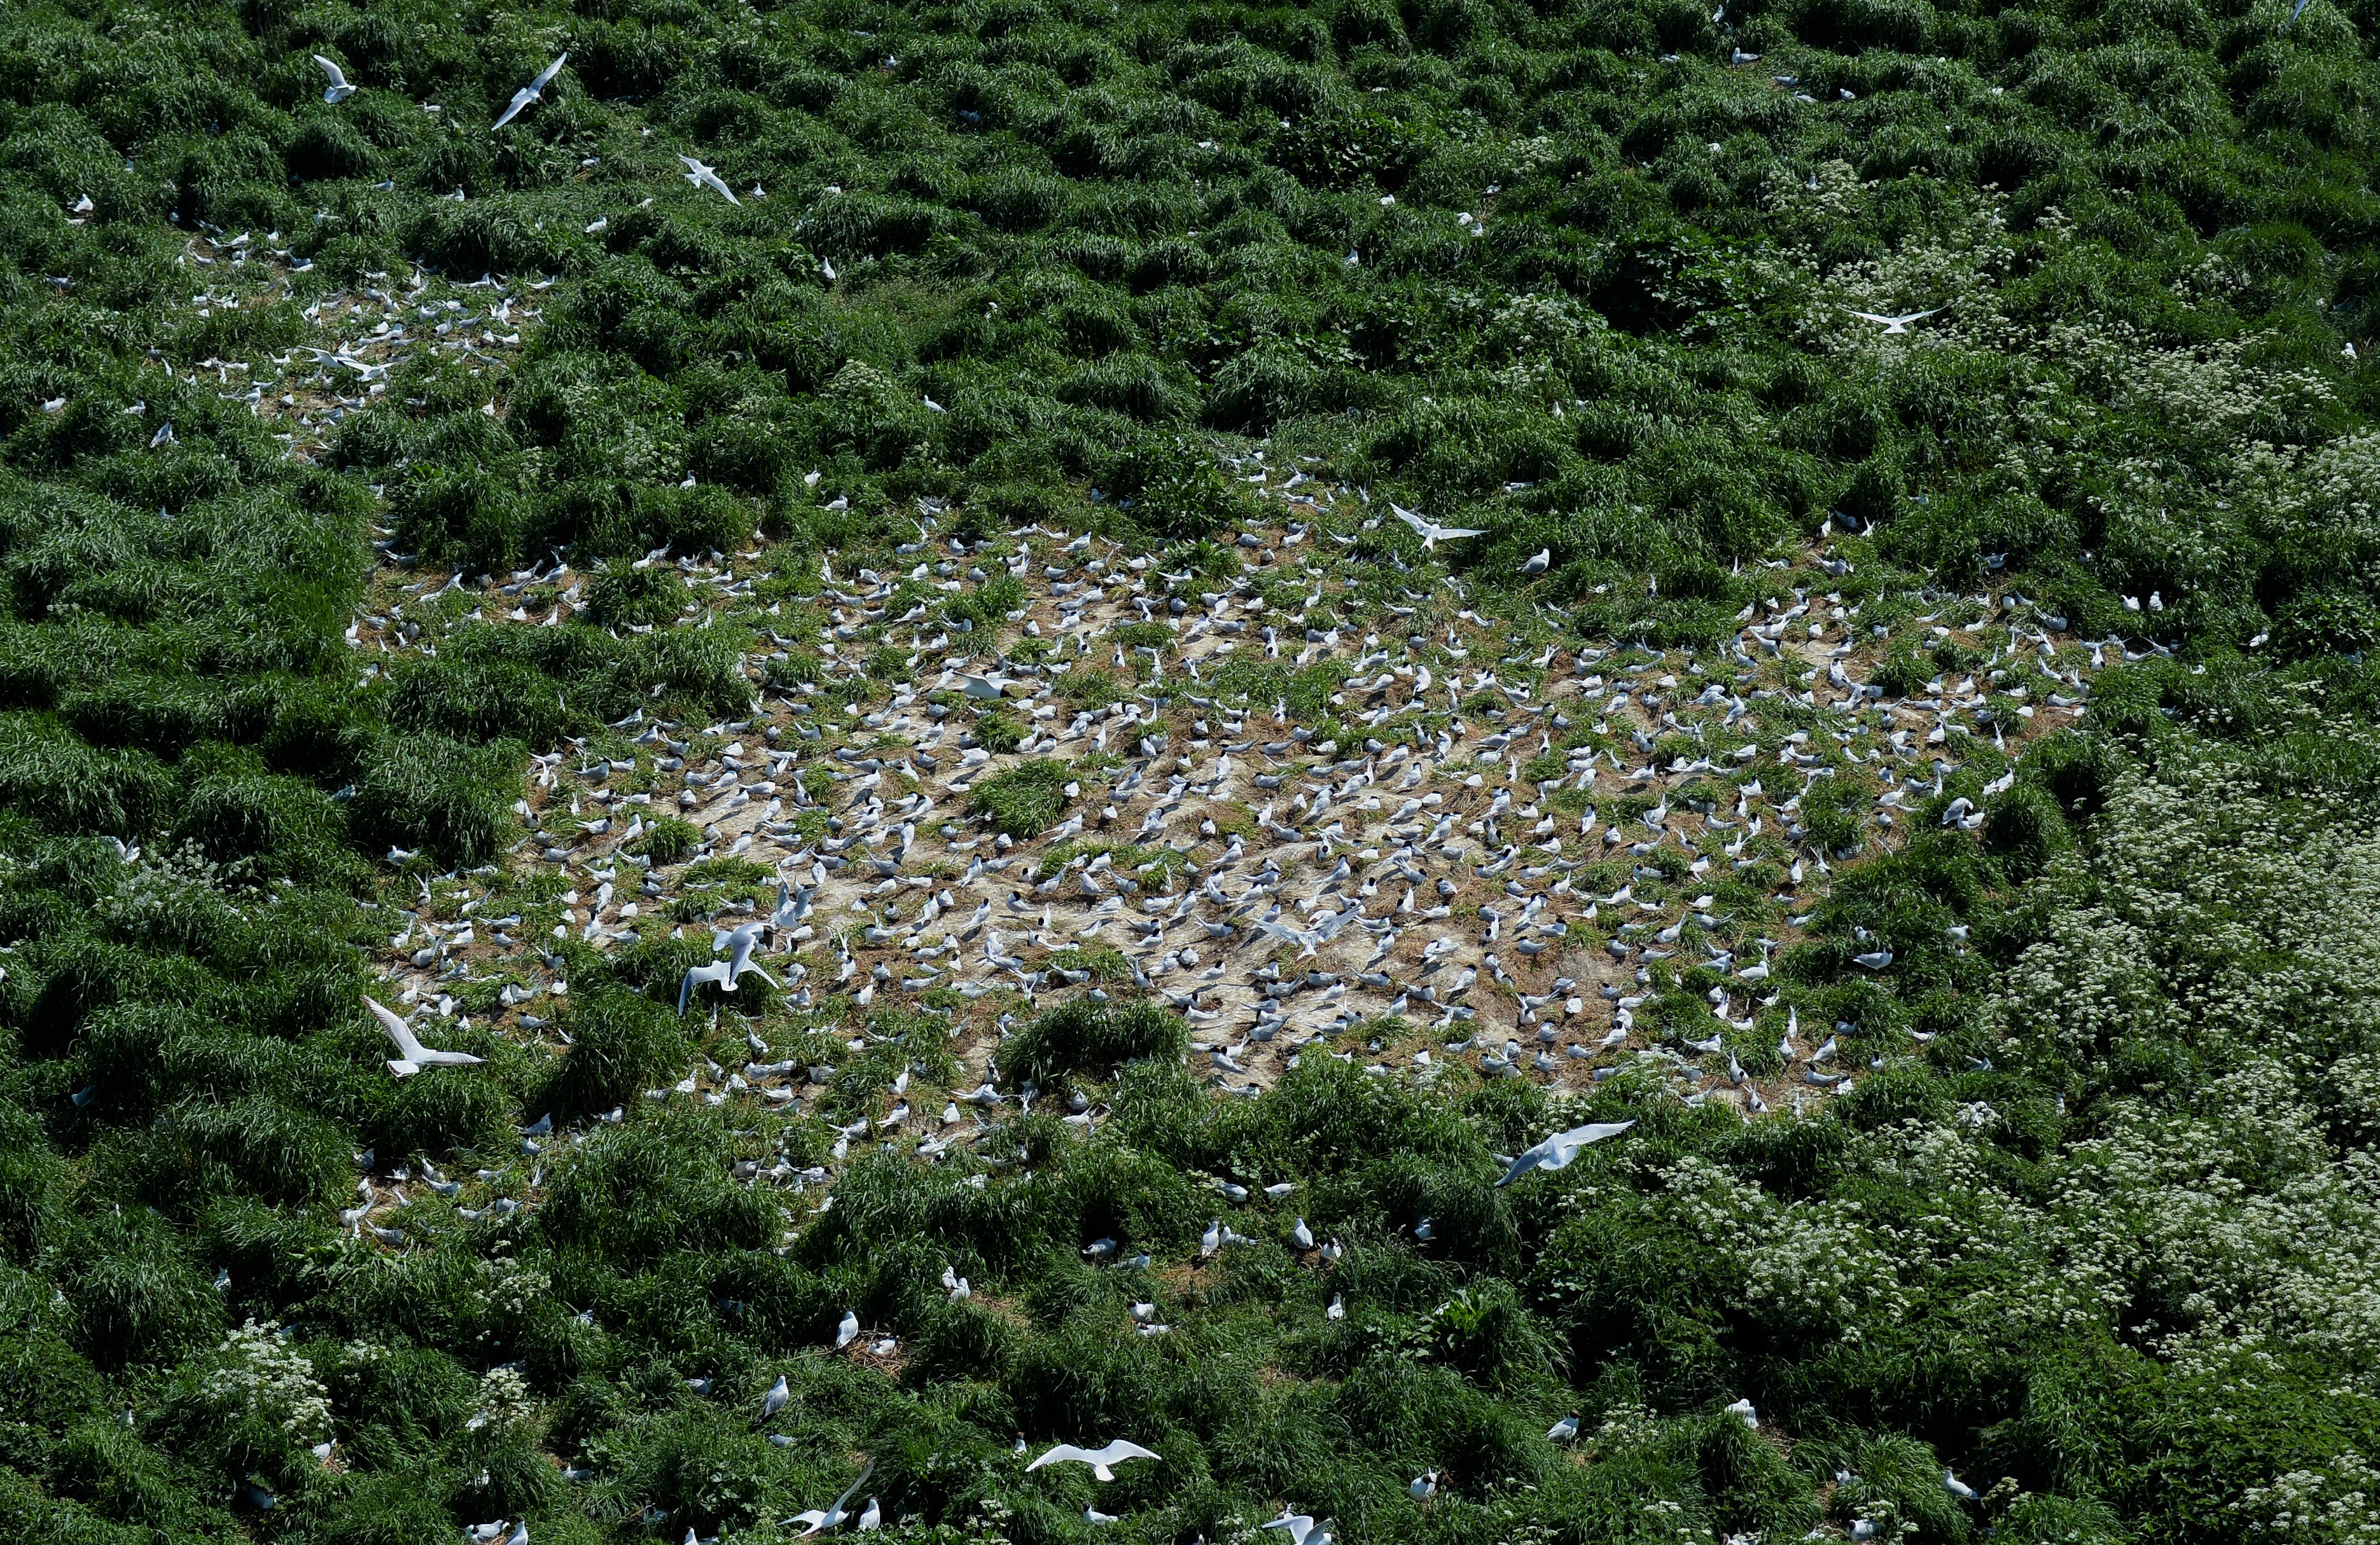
[4,0,2380,1543]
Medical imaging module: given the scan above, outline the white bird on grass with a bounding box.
[1518,548,1550,574]
[782,1462,874,1536]
[1943,1469,1979,1500]
[835,1310,859,1348]
[1263,1513,1333,1545]
[679,155,740,204]
[1494,1119,1636,1186]
[1026,1440,1162,1481]
[312,55,358,103]
[1389,504,1485,552]
[1254,908,1357,958]
[715,921,775,985]
[679,923,776,1013]
[365,996,485,1077]
[1846,305,1942,335]
[493,53,568,130]
[762,1375,789,1417]
[772,881,814,930]
[678,958,733,1015]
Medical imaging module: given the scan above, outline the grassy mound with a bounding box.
[1001,995,1189,1087]
[970,758,1075,837]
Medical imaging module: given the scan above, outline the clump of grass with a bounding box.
[349,735,514,866]
[1001,995,1185,1085]
[1055,667,1132,710]
[1167,537,1244,582]
[942,572,1025,629]
[975,708,1027,754]
[1797,777,1870,857]
[387,656,574,745]
[537,987,693,1118]
[538,1112,774,1265]
[584,562,688,628]
[681,857,770,887]
[1113,620,1174,650]
[53,1211,223,1371]
[1044,944,1131,983]
[970,758,1073,836]
[1869,642,1933,699]
[632,815,701,866]
[1117,446,1246,541]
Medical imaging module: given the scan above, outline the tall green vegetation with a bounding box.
[2,0,2379,1537]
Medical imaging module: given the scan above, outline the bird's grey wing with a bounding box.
[1494,1146,1547,1187]
[314,55,347,87]
[1845,310,1894,324]
[1441,526,1486,539]
[1542,1119,1636,1165]
[531,52,569,90]
[492,92,530,128]
[365,996,422,1058]
[1103,1440,1163,1462]
[1026,1445,1082,1472]
[676,967,698,1016]
[830,1460,875,1514]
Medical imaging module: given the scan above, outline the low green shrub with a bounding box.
[969,758,1074,836]
[1001,995,1187,1084]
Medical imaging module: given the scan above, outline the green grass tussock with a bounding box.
[969,757,1075,837]
[1000,995,1190,1088]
